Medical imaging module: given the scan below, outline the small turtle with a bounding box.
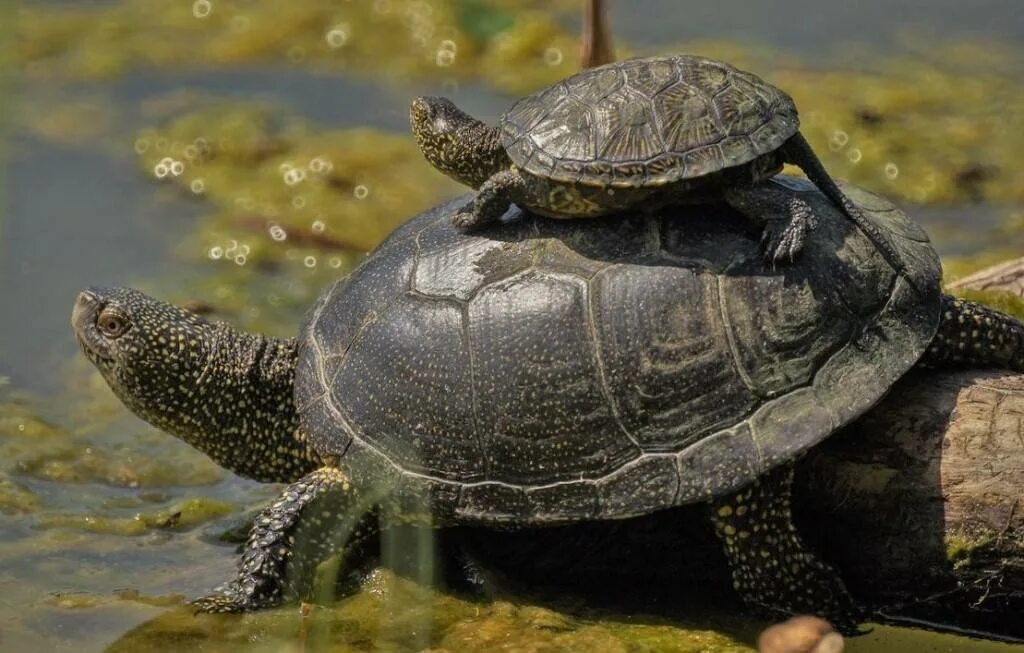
[411,54,897,269]
[72,178,1024,632]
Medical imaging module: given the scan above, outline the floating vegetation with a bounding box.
[17,0,578,93]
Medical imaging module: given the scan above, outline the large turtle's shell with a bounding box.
[297,176,941,525]
[500,55,799,189]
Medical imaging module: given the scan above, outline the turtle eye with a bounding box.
[97,311,129,338]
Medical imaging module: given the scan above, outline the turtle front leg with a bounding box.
[452,169,527,231]
[710,463,864,635]
[723,184,818,265]
[193,467,376,613]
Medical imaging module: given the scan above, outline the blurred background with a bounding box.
[0,1,1022,651]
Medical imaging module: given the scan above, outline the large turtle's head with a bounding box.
[410,96,509,188]
[71,287,221,430]
[72,287,312,482]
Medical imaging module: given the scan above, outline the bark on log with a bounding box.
[457,370,1024,639]
[947,257,1024,297]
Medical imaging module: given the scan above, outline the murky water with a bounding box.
[1,1,1023,651]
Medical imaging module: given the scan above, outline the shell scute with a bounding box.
[503,55,800,186]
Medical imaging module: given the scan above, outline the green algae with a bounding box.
[107,569,759,653]
[945,532,997,568]
[16,0,578,93]
[38,497,234,536]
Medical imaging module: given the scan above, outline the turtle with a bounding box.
[410,54,903,273]
[72,176,1024,633]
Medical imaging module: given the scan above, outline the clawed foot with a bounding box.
[451,211,484,231]
[760,210,817,267]
[191,581,280,614]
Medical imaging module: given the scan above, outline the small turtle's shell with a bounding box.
[297,177,941,525]
[500,55,798,188]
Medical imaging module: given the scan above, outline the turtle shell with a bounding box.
[296,176,941,525]
[500,55,799,188]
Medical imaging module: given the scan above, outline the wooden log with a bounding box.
[947,258,1024,297]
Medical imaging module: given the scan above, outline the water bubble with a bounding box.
[209,246,224,260]
[153,162,169,179]
[329,256,343,269]
[235,254,247,266]
[225,240,239,257]
[134,138,150,154]
[183,144,198,160]
[309,156,332,173]
[311,220,326,233]
[543,47,563,66]
[170,160,185,176]
[325,24,350,49]
[278,162,295,172]
[268,224,287,241]
[304,256,317,268]
[828,130,849,151]
[291,196,306,209]
[192,0,212,19]
[190,178,206,194]
[354,184,369,200]
[847,148,862,164]
[283,168,306,186]
[436,49,455,67]
[884,162,899,180]
[155,138,169,151]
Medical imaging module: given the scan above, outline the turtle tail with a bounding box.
[919,295,1024,372]
[784,132,920,295]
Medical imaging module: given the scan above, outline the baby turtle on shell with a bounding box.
[72,177,1024,632]
[411,54,899,270]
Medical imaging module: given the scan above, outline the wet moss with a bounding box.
[945,532,996,569]
[108,569,758,653]
[17,0,577,92]
[38,497,234,535]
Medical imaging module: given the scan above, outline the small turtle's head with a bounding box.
[410,96,508,188]
[72,287,221,431]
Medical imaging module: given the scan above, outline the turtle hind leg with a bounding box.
[452,169,527,231]
[709,463,865,636]
[723,183,818,265]
[192,467,377,613]
[919,294,1024,372]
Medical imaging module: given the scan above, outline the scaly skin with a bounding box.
[72,286,1024,623]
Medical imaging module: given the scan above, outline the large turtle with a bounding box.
[411,54,903,273]
[72,177,1024,632]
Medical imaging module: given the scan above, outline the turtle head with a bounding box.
[410,96,509,189]
[72,287,315,482]
[72,287,222,431]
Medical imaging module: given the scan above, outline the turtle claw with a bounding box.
[191,593,247,614]
[451,210,487,231]
[760,211,813,267]
[191,581,277,614]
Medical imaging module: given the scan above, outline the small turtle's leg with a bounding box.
[452,169,527,231]
[782,132,916,292]
[192,466,376,613]
[919,294,1024,372]
[710,463,864,635]
[723,184,818,265]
